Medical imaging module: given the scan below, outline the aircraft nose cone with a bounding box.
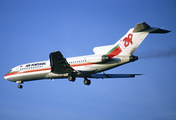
[4,74,8,80]
[4,72,11,81]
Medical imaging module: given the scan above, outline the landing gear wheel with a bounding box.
[84,79,91,85]
[68,75,76,82]
[18,84,23,89]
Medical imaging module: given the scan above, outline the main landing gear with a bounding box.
[84,79,91,85]
[16,81,23,89]
[68,75,76,82]
[68,75,91,86]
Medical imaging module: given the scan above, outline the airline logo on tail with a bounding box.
[105,33,133,58]
[119,33,133,49]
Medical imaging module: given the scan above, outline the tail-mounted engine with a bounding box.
[86,55,110,63]
[130,55,138,62]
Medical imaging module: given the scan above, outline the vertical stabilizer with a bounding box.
[103,22,170,57]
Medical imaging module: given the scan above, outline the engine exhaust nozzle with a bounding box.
[130,55,138,62]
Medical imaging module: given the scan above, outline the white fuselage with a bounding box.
[4,54,131,82]
[4,22,170,88]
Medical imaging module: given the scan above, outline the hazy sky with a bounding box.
[0,0,176,120]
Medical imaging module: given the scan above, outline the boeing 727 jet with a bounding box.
[4,22,170,88]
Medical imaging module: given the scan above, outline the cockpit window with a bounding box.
[8,70,12,73]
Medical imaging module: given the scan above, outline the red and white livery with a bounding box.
[4,22,170,88]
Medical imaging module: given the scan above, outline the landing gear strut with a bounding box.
[84,78,91,85]
[16,81,23,89]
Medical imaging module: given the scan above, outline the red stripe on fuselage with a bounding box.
[70,62,93,67]
[5,68,51,77]
[5,62,94,77]
[4,71,19,77]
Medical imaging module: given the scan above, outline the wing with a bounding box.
[49,51,75,74]
[88,73,143,79]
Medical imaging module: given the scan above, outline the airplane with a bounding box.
[4,22,170,89]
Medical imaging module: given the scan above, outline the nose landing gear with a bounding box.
[18,84,23,89]
[16,81,23,89]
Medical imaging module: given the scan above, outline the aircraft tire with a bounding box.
[68,75,76,82]
[84,79,91,85]
[18,84,23,89]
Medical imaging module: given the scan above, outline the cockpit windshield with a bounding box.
[8,70,12,73]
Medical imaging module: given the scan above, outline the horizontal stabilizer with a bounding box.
[89,74,143,79]
[133,22,170,33]
[149,28,170,33]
